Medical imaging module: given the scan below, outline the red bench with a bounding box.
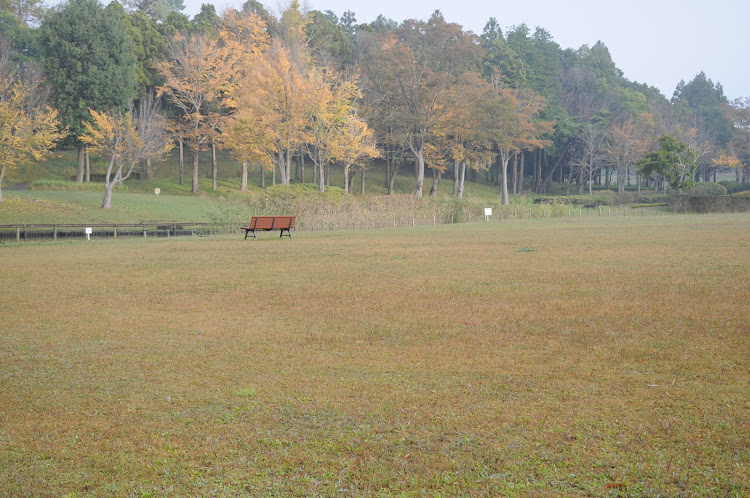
[241,216,295,239]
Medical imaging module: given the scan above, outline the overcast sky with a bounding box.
[186,0,747,100]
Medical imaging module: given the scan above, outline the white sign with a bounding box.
[484,208,492,216]
[154,188,161,196]
[85,227,92,241]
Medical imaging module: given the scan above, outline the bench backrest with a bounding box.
[250,216,295,230]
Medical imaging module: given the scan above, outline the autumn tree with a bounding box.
[360,17,483,197]
[331,113,379,193]
[218,8,269,190]
[80,96,170,208]
[439,71,494,199]
[0,38,63,202]
[488,74,553,204]
[156,27,241,193]
[606,114,653,197]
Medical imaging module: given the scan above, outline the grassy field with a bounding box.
[1,215,748,495]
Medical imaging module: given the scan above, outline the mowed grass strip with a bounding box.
[1,214,748,495]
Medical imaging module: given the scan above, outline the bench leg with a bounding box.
[280,229,292,239]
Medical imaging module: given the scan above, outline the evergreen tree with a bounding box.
[39,0,137,181]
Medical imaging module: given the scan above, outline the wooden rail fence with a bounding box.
[0,222,215,242]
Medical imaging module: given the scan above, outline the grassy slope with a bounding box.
[1,214,748,495]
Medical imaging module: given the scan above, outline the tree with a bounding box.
[606,114,653,197]
[729,97,750,183]
[672,72,733,147]
[0,38,63,202]
[80,97,169,208]
[638,135,696,193]
[124,0,185,21]
[360,18,482,197]
[0,0,47,27]
[330,113,379,193]
[488,74,553,204]
[156,29,241,193]
[39,0,137,182]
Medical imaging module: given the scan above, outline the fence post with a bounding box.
[16,227,21,242]
[53,225,58,241]
[143,225,147,238]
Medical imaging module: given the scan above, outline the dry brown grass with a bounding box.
[1,214,749,495]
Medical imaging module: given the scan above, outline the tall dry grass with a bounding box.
[1,214,748,495]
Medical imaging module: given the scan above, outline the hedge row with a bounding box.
[668,195,750,213]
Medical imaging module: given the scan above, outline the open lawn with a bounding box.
[1,215,748,495]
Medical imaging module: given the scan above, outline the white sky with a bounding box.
[186,0,748,100]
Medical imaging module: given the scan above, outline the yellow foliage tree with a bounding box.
[0,62,63,202]
[80,98,170,208]
[330,113,379,194]
[156,29,244,193]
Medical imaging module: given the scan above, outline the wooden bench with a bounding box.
[241,216,295,239]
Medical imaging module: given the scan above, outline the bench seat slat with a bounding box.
[241,216,295,239]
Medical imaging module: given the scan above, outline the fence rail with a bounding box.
[0,222,215,242]
[1,205,672,243]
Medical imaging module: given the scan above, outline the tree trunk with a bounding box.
[453,159,460,196]
[0,163,6,202]
[361,169,366,194]
[540,139,574,194]
[517,152,525,194]
[102,182,114,209]
[191,147,200,194]
[85,148,90,183]
[241,160,248,191]
[178,139,184,185]
[344,164,350,194]
[285,149,293,185]
[300,149,305,183]
[457,162,466,199]
[76,145,85,183]
[101,156,116,209]
[428,168,441,198]
[318,162,325,192]
[413,145,425,197]
[260,166,265,188]
[211,142,217,190]
[500,150,511,205]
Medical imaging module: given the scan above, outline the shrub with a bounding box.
[690,182,728,195]
[668,195,750,213]
[205,201,249,233]
[535,192,615,206]
[719,181,750,194]
[30,179,127,192]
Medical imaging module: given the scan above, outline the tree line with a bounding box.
[1,0,748,207]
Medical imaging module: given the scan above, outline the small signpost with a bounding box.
[484,207,492,221]
[154,188,161,196]
[85,227,92,241]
